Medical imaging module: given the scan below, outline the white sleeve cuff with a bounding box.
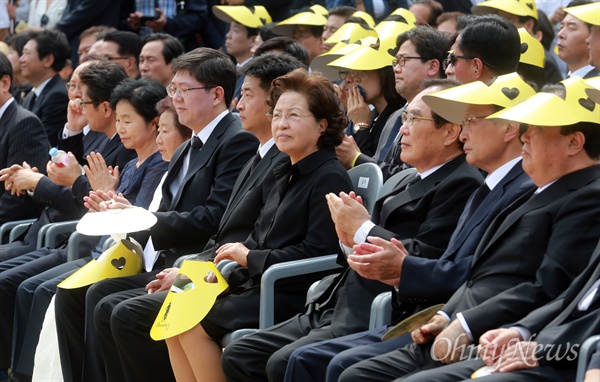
[339,240,353,256]
[511,326,531,341]
[456,312,474,342]
[437,310,451,322]
[62,124,84,138]
[353,220,376,244]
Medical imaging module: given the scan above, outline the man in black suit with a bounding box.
[280,73,537,382]
[0,54,49,229]
[19,29,70,147]
[53,48,258,382]
[85,52,303,382]
[221,78,484,382]
[336,77,600,382]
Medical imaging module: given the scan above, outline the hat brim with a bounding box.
[327,45,393,71]
[77,207,158,236]
[212,5,271,28]
[472,0,537,19]
[564,2,600,26]
[487,92,575,125]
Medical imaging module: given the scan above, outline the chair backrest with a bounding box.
[576,335,600,381]
[379,167,417,198]
[348,163,384,215]
[0,218,36,244]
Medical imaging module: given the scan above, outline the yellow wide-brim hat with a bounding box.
[518,28,544,68]
[564,2,600,26]
[488,77,600,125]
[271,5,328,35]
[58,238,143,289]
[311,41,370,81]
[376,21,415,57]
[352,10,376,27]
[328,45,393,72]
[212,5,272,29]
[150,260,229,340]
[377,7,418,29]
[473,0,538,19]
[422,72,536,124]
[584,77,600,104]
[325,20,378,44]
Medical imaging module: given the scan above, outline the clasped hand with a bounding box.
[326,191,370,247]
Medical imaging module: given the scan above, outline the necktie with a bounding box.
[378,117,403,162]
[405,174,421,189]
[24,92,37,110]
[189,136,202,164]
[465,184,491,220]
[250,152,262,173]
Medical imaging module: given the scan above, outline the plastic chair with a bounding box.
[40,220,79,248]
[576,335,600,381]
[220,254,343,348]
[369,291,393,330]
[66,231,101,261]
[0,218,36,244]
[379,168,417,198]
[348,163,384,215]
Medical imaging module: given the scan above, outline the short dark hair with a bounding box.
[257,22,278,43]
[254,37,309,67]
[377,66,406,109]
[268,69,347,150]
[79,61,128,106]
[436,11,464,27]
[396,26,449,78]
[0,53,14,93]
[6,30,34,56]
[101,31,143,65]
[458,14,520,76]
[156,96,192,139]
[566,0,596,28]
[79,25,117,43]
[171,48,237,107]
[328,6,357,19]
[143,33,185,65]
[110,78,167,123]
[27,29,70,72]
[561,122,600,160]
[536,10,555,51]
[242,52,304,92]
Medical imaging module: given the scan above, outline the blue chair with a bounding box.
[348,163,384,215]
[577,335,600,381]
[0,218,36,244]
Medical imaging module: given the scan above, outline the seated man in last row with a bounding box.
[336,77,600,382]
[221,78,484,382]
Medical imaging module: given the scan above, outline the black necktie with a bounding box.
[24,92,37,110]
[189,136,202,164]
[405,174,421,189]
[465,183,491,220]
[250,152,262,173]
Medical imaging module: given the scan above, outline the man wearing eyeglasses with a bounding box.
[92,31,142,79]
[444,15,521,84]
[19,29,70,147]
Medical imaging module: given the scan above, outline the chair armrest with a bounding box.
[369,291,392,330]
[66,231,99,262]
[174,254,199,268]
[259,254,342,328]
[1,218,36,244]
[41,220,79,248]
[8,222,35,243]
[576,335,600,381]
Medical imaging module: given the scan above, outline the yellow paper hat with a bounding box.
[150,260,229,340]
[564,2,600,26]
[328,45,394,72]
[584,77,600,104]
[311,42,362,81]
[212,5,272,28]
[518,28,544,68]
[58,239,143,289]
[376,21,414,57]
[271,5,328,35]
[473,0,538,19]
[352,11,376,27]
[422,72,536,124]
[325,18,378,44]
[487,77,599,125]
[377,7,418,29]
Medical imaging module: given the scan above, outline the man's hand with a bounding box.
[146,267,180,294]
[47,152,81,187]
[66,99,87,132]
[335,135,361,170]
[493,341,540,373]
[145,8,167,31]
[432,319,472,364]
[214,243,250,266]
[411,314,449,345]
[128,11,143,30]
[347,237,407,282]
[2,162,43,195]
[478,328,523,366]
[326,191,370,247]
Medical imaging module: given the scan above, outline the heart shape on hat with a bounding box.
[520,42,529,54]
[579,97,596,112]
[111,257,126,270]
[502,87,520,100]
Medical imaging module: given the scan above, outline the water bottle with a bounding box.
[49,147,70,168]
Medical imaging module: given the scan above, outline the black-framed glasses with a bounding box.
[392,55,422,68]
[77,99,96,108]
[461,115,489,127]
[105,56,131,61]
[338,70,363,81]
[166,84,215,98]
[401,110,434,125]
[443,53,476,71]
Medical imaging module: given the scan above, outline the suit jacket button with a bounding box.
[466,280,474,287]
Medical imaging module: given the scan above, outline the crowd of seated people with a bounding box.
[0,1,599,382]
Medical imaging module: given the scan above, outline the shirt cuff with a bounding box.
[62,123,83,138]
[456,312,474,342]
[353,220,376,245]
[437,310,451,322]
[511,326,531,341]
[339,240,353,256]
